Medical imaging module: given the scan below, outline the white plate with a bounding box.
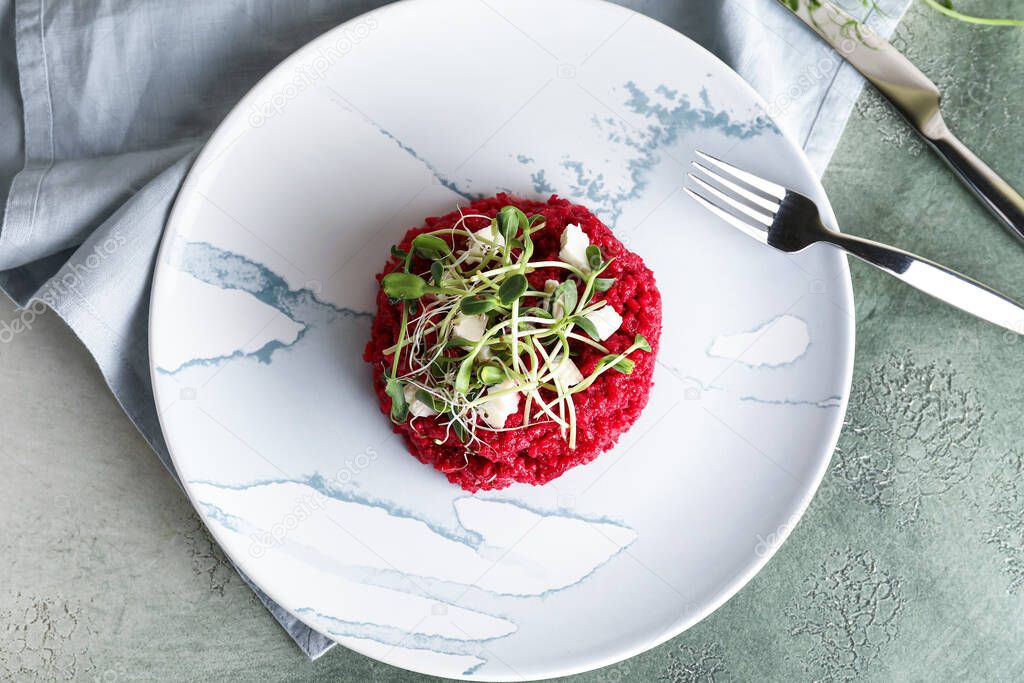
[149,0,855,679]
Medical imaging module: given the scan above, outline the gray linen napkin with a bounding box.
[0,0,909,661]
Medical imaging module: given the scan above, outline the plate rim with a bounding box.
[148,0,856,679]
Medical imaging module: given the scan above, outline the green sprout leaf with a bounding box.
[571,315,601,340]
[416,388,446,413]
[594,277,615,292]
[382,272,428,300]
[600,354,635,374]
[430,260,443,286]
[477,364,505,385]
[585,245,603,271]
[384,374,409,422]
[634,333,652,352]
[498,273,528,305]
[454,356,474,394]
[552,281,578,318]
[522,306,553,319]
[412,234,451,260]
[450,416,469,443]
[513,207,530,231]
[496,206,520,242]
[390,245,408,260]
[460,294,499,315]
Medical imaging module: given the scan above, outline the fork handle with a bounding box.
[821,231,1024,335]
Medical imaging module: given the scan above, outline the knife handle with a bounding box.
[927,128,1024,243]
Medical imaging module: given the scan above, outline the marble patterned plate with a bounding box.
[149,0,855,679]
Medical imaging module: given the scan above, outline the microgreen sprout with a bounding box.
[378,206,652,449]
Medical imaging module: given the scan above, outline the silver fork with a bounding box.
[685,151,1024,336]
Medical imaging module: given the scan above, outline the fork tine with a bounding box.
[684,188,769,244]
[695,151,786,200]
[691,161,781,214]
[687,174,773,227]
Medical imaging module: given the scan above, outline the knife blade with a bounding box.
[781,0,1024,242]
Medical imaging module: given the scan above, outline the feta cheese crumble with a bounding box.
[467,227,505,263]
[584,306,623,341]
[479,379,521,429]
[453,313,488,342]
[404,384,437,418]
[547,353,584,387]
[558,223,590,271]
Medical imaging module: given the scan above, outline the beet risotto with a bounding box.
[364,194,662,491]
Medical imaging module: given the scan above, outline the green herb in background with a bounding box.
[921,0,1023,26]
[786,0,1022,27]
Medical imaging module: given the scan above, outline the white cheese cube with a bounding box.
[453,313,488,342]
[479,379,521,429]
[559,223,590,271]
[404,384,437,418]
[466,227,505,262]
[547,353,584,387]
[584,306,622,341]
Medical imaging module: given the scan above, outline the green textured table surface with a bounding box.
[2,3,1023,681]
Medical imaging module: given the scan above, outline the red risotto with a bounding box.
[364,194,662,491]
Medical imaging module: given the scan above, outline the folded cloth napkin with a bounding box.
[0,0,910,661]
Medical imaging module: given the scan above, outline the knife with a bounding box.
[781,0,1024,242]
